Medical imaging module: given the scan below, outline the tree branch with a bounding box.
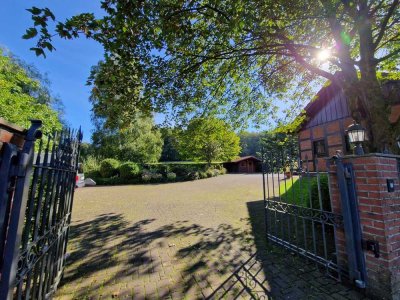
[285,44,336,82]
[373,0,399,48]
[376,48,400,63]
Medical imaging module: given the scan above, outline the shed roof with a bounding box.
[229,156,262,163]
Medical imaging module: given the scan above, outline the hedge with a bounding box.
[119,162,141,179]
[87,161,226,186]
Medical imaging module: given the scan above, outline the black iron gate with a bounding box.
[261,143,366,287]
[0,120,82,299]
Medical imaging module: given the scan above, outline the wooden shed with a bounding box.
[223,156,262,173]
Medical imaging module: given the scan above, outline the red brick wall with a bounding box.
[328,154,400,299]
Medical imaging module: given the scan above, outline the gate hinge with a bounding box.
[362,240,380,258]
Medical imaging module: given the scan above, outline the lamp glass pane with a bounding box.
[348,129,365,143]
[355,130,364,142]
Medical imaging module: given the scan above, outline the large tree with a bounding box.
[91,115,163,163]
[239,131,263,157]
[25,1,400,150]
[0,48,62,134]
[159,127,181,162]
[176,117,241,164]
[88,58,163,163]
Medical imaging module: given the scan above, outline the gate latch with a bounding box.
[362,240,380,258]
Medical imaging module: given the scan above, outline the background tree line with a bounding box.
[0,48,62,135]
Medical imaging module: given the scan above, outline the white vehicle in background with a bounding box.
[76,163,85,188]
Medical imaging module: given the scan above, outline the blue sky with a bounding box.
[0,1,105,142]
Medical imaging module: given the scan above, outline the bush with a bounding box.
[206,168,214,178]
[220,167,227,175]
[151,173,163,182]
[93,177,141,186]
[188,171,200,180]
[86,170,101,179]
[310,174,331,210]
[199,171,208,179]
[100,158,120,178]
[170,165,196,177]
[119,162,141,179]
[166,172,177,181]
[82,155,101,174]
[141,170,152,182]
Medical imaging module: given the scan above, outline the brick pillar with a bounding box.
[0,118,25,150]
[329,154,400,299]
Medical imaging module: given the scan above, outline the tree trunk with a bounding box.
[341,1,391,152]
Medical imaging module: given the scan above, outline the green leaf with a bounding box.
[26,7,42,15]
[30,47,45,57]
[22,28,38,39]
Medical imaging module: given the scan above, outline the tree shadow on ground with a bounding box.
[58,202,363,299]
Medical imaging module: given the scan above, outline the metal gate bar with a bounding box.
[0,120,82,299]
[262,143,344,278]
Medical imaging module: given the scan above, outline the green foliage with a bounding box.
[206,168,215,178]
[239,132,262,157]
[260,132,298,170]
[0,49,62,134]
[91,114,163,163]
[176,117,241,164]
[166,172,177,181]
[159,128,180,162]
[90,160,224,185]
[119,162,141,180]
[82,155,101,174]
[141,170,152,183]
[93,176,141,186]
[88,57,143,130]
[279,175,330,210]
[310,174,331,211]
[79,143,96,161]
[146,162,224,179]
[199,171,208,179]
[99,158,120,178]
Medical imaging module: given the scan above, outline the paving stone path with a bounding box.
[55,174,367,299]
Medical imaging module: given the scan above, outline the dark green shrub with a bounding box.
[166,172,177,181]
[99,158,120,178]
[94,177,141,186]
[310,174,331,210]
[188,171,200,180]
[206,168,214,178]
[170,165,196,177]
[119,162,141,179]
[82,155,101,174]
[151,173,163,182]
[86,170,101,179]
[158,164,171,176]
[141,169,152,182]
[199,171,208,179]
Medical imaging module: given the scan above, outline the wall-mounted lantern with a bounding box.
[346,123,366,155]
